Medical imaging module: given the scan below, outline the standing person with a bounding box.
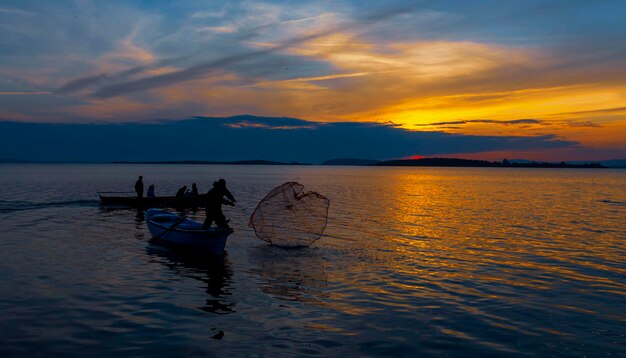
[135,176,144,199]
[147,184,155,198]
[190,183,199,196]
[175,185,187,197]
[203,179,236,229]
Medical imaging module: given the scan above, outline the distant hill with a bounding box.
[511,158,625,168]
[377,158,496,167]
[375,157,605,168]
[0,159,32,163]
[322,158,381,166]
[509,159,534,164]
[594,159,626,168]
[110,159,311,165]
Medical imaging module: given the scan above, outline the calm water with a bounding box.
[0,164,624,357]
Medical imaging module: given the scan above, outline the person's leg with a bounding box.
[202,213,214,229]
[215,212,230,229]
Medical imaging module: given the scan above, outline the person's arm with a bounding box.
[224,189,236,203]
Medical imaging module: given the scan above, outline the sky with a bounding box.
[1,0,625,161]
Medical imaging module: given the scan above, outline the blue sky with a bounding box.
[1,0,626,161]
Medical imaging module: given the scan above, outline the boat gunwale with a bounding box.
[145,210,233,235]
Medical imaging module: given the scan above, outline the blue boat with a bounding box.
[145,208,233,255]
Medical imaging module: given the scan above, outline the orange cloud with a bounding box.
[50,26,626,153]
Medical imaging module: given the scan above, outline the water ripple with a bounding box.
[0,165,625,356]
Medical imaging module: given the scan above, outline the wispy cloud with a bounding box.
[414,118,603,129]
[0,91,51,95]
[0,7,36,16]
[56,55,188,94]
[414,119,543,127]
[557,106,626,116]
[225,120,316,130]
[89,3,419,99]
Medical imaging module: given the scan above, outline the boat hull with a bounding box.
[145,209,233,255]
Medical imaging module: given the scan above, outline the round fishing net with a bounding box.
[249,182,330,247]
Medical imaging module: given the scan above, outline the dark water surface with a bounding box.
[0,164,624,357]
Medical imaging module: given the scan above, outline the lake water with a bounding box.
[0,164,624,357]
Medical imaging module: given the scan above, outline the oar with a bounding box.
[154,214,188,240]
[152,192,203,239]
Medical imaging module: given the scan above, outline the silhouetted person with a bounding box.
[135,176,144,199]
[203,179,236,230]
[191,183,199,196]
[176,186,187,197]
[147,184,155,198]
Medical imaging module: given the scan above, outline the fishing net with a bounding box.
[249,182,330,247]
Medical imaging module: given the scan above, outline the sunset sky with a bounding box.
[1,0,625,161]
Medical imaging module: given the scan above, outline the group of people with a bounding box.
[134,176,236,229]
[175,183,199,197]
[135,177,201,199]
[134,177,156,198]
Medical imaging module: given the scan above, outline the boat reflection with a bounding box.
[146,244,236,315]
[97,206,146,229]
[247,246,329,306]
[135,208,145,227]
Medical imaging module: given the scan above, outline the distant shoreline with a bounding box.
[111,160,312,166]
[372,158,608,169]
[1,158,624,168]
[0,159,311,166]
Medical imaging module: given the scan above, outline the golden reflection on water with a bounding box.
[378,169,625,286]
[313,167,626,341]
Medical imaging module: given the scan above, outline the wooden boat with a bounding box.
[98,192,207,208]
[145,209,233,255]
